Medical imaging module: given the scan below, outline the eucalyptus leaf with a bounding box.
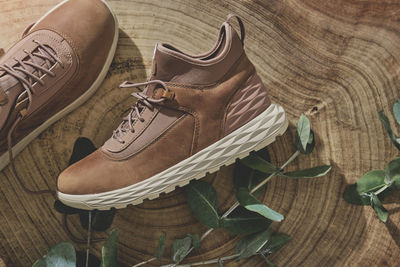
[343,184,371,205]
[356,170,386,194]
[393,98,400,125]
[184,180,220,229]
[237,188,284,222]
[295,130,315,154]
[187,234,201,250]
[370,194,388,223]
[259,233,290,255]
[172,236,192,263]
[240,153,279,174]
[234,148,270,197]
[236,228,272,259]
[385,158,400,184]
[102,228,119,267]
[221,206,272,235]
[33,242,76,267]
[282,165,331,178]
[32,259,46,267]
[296,114,311,151]
[154,232,166,260]
[378,111,400,150]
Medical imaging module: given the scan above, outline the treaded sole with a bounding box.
[0,0,119,171]
[58,103,289,210]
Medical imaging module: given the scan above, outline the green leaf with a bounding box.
[218,258,224,267]
[236,228,272,259]
[234,148,270,197]
[296,114,311,151]
[172,236,192,263]
[356,170,386,194]
[154,232,166,260]
[33,242,76,267]
[259,233,290,255]
[233,148,271,197]
[184,180,220,229]
[282,165,331,178]
[295,130,315,154]
[79,209,116,232]
[370,194,388,223]
[32,259,46,267]
[343,184,371,205]
[393,99,400,125]
[237,188,283,222]
[187,234,201,250]
[221,207,272,235]
[102,228,119,267]
[385,158,400,184]
[240,153,279,174]
[378,111,400,150]
[53,200,85,215]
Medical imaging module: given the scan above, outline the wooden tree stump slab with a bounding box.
[1,0,400,266]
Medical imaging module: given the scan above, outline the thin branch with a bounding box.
[175,253,240,266]
[85,211,92,267]
[160,150,301,267]
[375,184,390,195]
[132,257,156,267]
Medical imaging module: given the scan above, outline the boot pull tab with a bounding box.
[226,14,245,46]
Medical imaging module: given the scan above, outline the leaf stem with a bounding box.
[132,257,156,267]
[375,184,389,195]
[86,211,92,267]
[160,150,301,267]
[174,253,240,266]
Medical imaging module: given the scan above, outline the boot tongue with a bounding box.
[0,45,55,131]
[144,44,182,97]
[0,44,55,96]
[149,44,176,82]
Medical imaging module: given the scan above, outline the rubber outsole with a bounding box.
[0,0,119,171]
[58,103,289,210]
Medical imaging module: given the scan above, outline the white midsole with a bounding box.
[58,103,288,210]
[0,0,119,171]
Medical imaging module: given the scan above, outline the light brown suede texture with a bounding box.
[161,53,256,153]
[57,18,273,195]
[0,0,115,154]
[58,114,195,194]
[58,53,260,194]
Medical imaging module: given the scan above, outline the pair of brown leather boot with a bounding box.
[0,0,287,210]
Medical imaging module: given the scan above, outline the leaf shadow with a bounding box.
[385,216,400,248]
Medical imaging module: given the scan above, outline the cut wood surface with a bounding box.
[1,0,400,266]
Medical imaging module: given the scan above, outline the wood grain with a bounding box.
[1,0,400,266]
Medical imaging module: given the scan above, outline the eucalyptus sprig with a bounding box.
[344,99,400,222]
[32,229,118,267]
[138,114,331,267]
[33,114,331,267]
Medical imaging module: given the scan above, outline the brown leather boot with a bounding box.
[0,0,118,171]
[57,14,288,210]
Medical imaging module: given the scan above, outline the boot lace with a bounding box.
[113,80,174,144]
